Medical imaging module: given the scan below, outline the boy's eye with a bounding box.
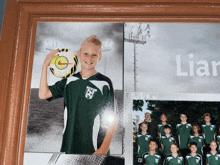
[92,54,97,57]
[84,53,88,55]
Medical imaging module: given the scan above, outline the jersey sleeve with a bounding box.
[188,136,191,145]
[185,158,189,165]
[214,125,217,134]
[163,157,168,165]
[141,153,147,164]
[47,78,67,102]
[158,155,162,164]
[202,137,205,145]
[136,136,139,145]
[176,125,179,135]
[206,154,209,165]
[102,79,114,112]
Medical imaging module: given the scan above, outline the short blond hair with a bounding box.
[81,35,102,48]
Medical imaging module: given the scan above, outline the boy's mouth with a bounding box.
[85,61,93,65]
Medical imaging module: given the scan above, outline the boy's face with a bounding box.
[204,116,211,123]
[170,144,178,154]
[78,43,102,71]
[149,141,157,151]
[190,145,197,154]
[164,128,171,134]
[210,141,217,151]
[161,114,167,122]
[145,113,151,121]
[180,114,187,122]
[140,124,148,132]
[192,126,199,133]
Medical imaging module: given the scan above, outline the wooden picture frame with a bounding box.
[1,0,220,164]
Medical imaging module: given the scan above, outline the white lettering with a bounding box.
[176,55,188,76]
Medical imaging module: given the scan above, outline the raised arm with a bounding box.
[39,49,59,99]
[93,112,118,155]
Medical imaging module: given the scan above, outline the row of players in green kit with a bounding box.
[140,140,220,165]
[137,113,220,163]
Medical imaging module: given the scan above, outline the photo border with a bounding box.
[1,0,220,165]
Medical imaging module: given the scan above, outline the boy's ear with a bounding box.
[77,49,81,59]
[98,52,102,61]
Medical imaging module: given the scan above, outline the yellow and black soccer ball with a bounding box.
[49,49,78,78]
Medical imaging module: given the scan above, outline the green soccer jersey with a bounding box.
[206,152,220,165]
[217,135,220,153]
[202,124,216,145]
[47,72,114,154]
[158,124,172,137]
[185,153,203,165]
[137,133,152,158]
[142,152,161,165]
[161,135,176,156]
[176,123,192,149]
[163,154,184,165]
[188,135,204,156]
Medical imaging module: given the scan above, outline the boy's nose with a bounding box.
[87,55,93,60]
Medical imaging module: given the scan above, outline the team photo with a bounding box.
[133,100,220,165]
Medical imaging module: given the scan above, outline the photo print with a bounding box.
[24,22,124,165]
[133,100,220,165]
[124,23,220,96]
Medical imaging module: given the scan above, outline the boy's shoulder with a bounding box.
[186,123,192,127]
[142,152,161,158]
[176,123,182,127]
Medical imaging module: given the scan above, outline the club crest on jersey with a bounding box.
[138,158,142,163]
[199,139,201,142]
[178,159,181,163]
[216,156,218,160]
[85,86,97,99]
[155,159,159,163]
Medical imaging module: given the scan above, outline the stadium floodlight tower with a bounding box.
[102,40,112,75]
[124,23,150,92]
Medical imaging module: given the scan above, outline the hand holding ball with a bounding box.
[49,49,78,78]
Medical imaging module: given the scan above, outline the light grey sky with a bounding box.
[31,22,123,90]
[125,23,220,93]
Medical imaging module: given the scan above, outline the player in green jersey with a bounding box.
[202,113,217,154]
[142,139,162,165]
[216,125,220,154]
[206,140,220,165]
[163,143,184,165]
[176,113,192,158]
[185,142,203,165]
[136,122,152,162]
[161,125,176,157]
[158,114,172,139]
[188,124,205,156]
[39,35,118,155]
[217,135,220,154]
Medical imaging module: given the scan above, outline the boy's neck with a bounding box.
[181,121,187,124]
[206,122,211,125]
[141,131,147,135]
[172,153,178,157]
[194,132,199,136]
[162,121,167,125]
[191,152,197,156]
[211,150,217,155]
[149,150,156,155]
[165,133,171,137]
[80,69,98,78]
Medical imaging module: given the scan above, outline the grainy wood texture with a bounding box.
[1,0,220,165]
